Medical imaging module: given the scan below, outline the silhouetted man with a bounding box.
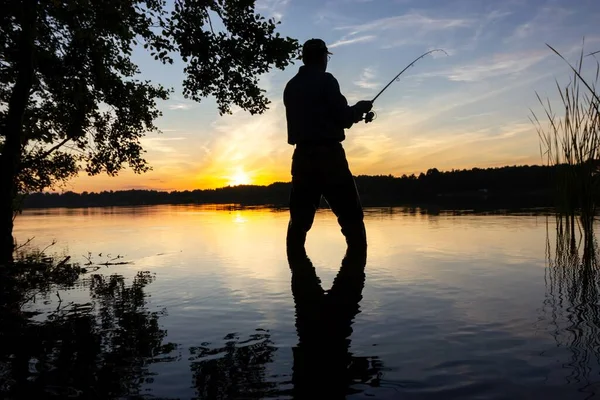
[284,39,373,251]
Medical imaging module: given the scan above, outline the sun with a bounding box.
[227,168,252,186]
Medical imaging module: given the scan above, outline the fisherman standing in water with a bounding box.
[283,39,373,253]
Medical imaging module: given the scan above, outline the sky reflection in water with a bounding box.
[10,205,600,399]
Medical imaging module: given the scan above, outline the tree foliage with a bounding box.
[0,0,299,193]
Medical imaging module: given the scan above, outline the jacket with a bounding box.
[283,65,356,146]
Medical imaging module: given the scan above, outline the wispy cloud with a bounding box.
[354,67,380,89]
[189,101,291,188]
[167,103,193,111]
[329,35,376,48]
[332,12,474,49]
[399,122,540,173]
[447,55,547,82]
[337,13,473,36]
[466,10,513,50]
[453,112,495,121]
[313,8,355,26]
[507,6,574,43]
[140,137,186,154]
[418,51,549,82]
[256,0,290,21]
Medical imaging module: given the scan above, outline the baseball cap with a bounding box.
[302,38,332,58]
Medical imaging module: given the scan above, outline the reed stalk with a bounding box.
[532,43,600,248]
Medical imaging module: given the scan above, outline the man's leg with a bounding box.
[322,150,367,249]
[287,152,322,251]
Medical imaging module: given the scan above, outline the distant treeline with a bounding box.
[20,165,561,210]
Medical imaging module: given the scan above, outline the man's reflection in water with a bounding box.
[287,246,380,399]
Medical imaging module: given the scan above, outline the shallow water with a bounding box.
[10,205,600,399]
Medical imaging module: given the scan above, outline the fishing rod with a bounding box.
[364,48,449,123]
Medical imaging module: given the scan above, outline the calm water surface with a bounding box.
[11,205,600,399]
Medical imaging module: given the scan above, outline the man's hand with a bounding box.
[351,100,373,123]
[354,100,373,113]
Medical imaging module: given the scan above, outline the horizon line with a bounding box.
[50,162,554,195]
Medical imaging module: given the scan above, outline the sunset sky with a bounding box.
[68,0,600,192]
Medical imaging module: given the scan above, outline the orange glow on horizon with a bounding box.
[226,168,252,187]
[61,153,542,193]
[191,167,288,190]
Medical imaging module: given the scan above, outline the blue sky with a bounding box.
[70,0,600,192]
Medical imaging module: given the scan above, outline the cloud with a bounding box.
[188,101,291,188]
[313,9,354,26]
[417,51,549,82]
[140,137,186,154]
[331,12,474,50]
[485,10,513,21]
[465,10,513,50]
[256,0,290,21]
[384,69,555,130]
[342,118,540,178]
[506,6,574,43]
[400,122,540,173]
[336,13,473,36]
[453,112,495,121]
[354,67,380,90]
[447,53,548,82]
[329,35,377,48]
[167,103,193,111]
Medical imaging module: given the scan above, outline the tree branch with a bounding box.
[21,137,71,169]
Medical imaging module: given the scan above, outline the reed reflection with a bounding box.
[543,229,600,397]
[287,246,382,399]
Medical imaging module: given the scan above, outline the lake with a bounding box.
[9,205,600,399]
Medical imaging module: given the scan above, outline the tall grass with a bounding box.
[532,43,600,248]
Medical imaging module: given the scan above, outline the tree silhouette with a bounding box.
[21,165,560,211]
[0,0,299,262]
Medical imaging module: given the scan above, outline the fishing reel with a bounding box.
[364,111,376,123]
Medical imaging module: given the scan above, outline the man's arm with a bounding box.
[325,74,358,129]
[325,74,372,129]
